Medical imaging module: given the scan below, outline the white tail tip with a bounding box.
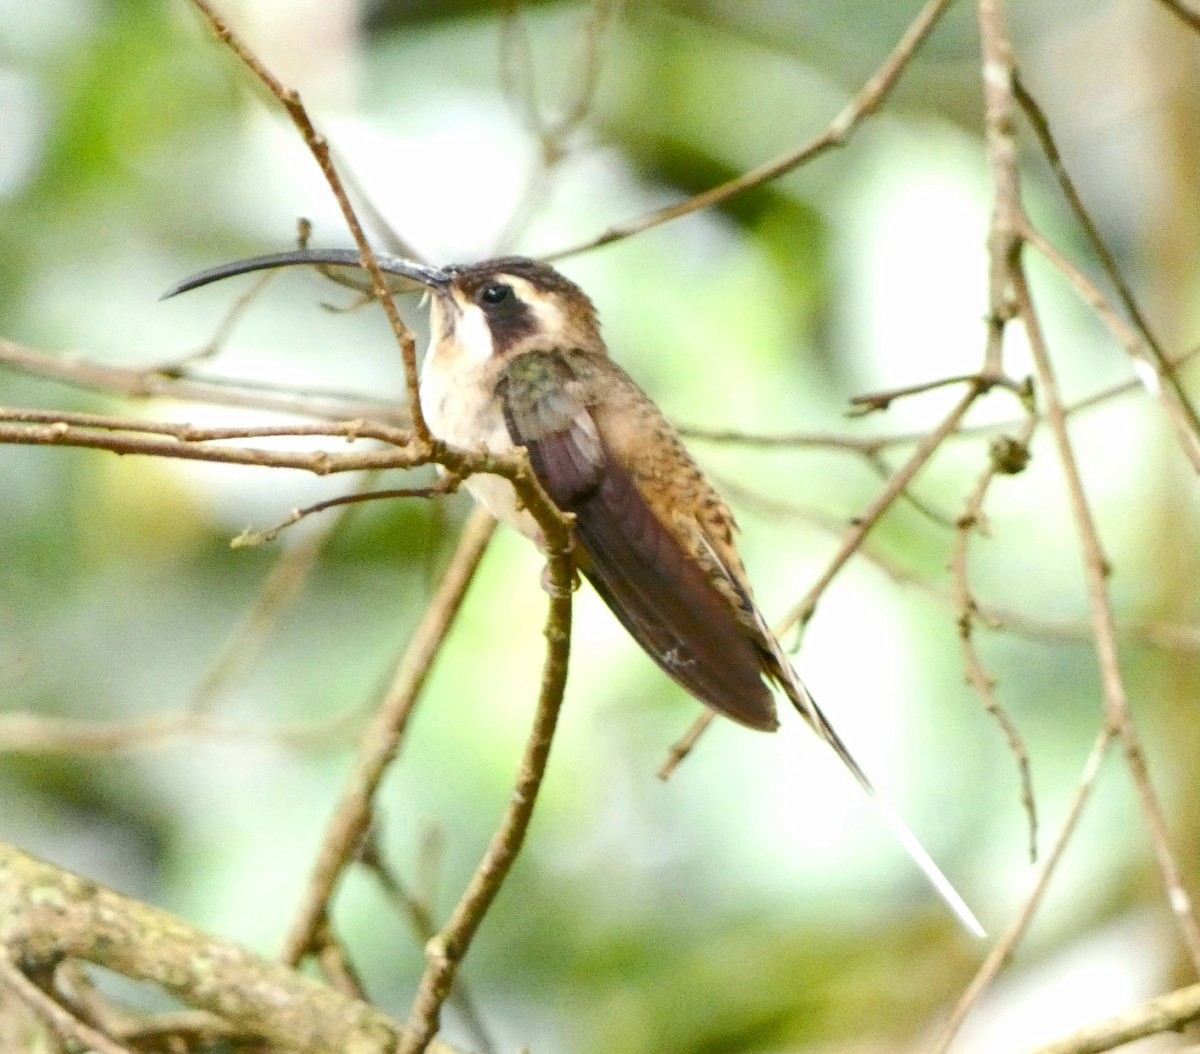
[874,794,987,938]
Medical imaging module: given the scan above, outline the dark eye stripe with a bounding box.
[481,295,536,356]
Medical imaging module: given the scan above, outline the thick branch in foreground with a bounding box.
[0,841,462,1054]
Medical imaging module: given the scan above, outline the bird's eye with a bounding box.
[479,283,512,305]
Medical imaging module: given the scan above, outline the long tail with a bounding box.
[768,642,986,939]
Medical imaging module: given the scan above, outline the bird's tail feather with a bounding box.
[771,648,986,939]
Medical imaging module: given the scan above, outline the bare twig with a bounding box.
[778,384,984,638]
[155,268,278,373]
[359,832,498,1054]
[678,344,1200,452]
[951,417,1038,862]
[312,918,370,1001]
[0,336,405,423]
[230,479,456,548]
[495,0,621,253]
[398,526,576,1054]
[0,417,415,473]
[543,0,957,261]
[1013,74,1200,473]
[280,508,497,966]
[849,372,1029,417]
[657,710,716,780]
[931,729,1118,1053]
[0,404,410,445]
[188,0,431,445]
[1015,263,1200,973]
[1026,982,1200,1054]
[189,472,386,715]
[0,954,137,1054]
[0,710,361,755]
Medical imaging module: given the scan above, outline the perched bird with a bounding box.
[166,248,983,937]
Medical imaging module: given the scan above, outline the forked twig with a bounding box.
[779,385,985,638]
[1014,263,1200,972]
[359,831,498,1054]
[397,526,576,1054]
[188,0,430,444]
[1012,76,1200,475]
[0,954,137,1054]
[950,417,1038,862]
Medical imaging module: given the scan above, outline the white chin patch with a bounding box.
[456,303,495,364]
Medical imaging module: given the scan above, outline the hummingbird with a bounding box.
[166,248,984,937]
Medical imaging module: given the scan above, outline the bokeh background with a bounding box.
[2,0,1200,1051]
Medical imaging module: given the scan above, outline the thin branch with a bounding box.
[230,480,456,548]
[1026,982,1200,1054]
[0,955,137,1054]
[359,832,498,1054]
[1015,263,1200,973]
[542,0,957,260]
[0,710,362,755]
[978,0,1022,379]
[778,384,984,637]
[951,417,1038,862]
[155,268,278,372]
[1021,223,1200,474]
[312,918,370,1001]
[398,528,576,1054]
[0,336,405,424]
[929,727,1117,1054]
[280,508,497,966]
[0,404,410,445]
[0,841,465,1054]
[849,372,1029,417]
[1014,63,1200,471]
[188,0,431,445]
[0,418,415,474]
[494,0,621,253]
[678,344,1200,452]
[657,710,716,780]
[189,472,386,715]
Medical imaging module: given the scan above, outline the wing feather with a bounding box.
[497,351,778,731]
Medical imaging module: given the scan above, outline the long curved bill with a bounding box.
[161,248,451,300]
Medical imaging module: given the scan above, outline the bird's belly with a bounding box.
[420,361,540,541]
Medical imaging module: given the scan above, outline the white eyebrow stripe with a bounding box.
[502,274,566,335]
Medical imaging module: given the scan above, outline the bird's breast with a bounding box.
[419,341,539,540]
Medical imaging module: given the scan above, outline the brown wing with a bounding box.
[496,351,778,731]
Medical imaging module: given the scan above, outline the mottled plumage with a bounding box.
[164,247,984,938]
[497,348,780,731]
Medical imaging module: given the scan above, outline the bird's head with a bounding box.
[163,249,603,364]
[429,257,603,364]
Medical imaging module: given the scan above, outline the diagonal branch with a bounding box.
[1025,981,1200,1054]
[543,0,957,260]
[281,508,497,966]
[1014,262,1200,973]
[0,841,465,1054]
[188,0,431,445]
[397,530,576,1054]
